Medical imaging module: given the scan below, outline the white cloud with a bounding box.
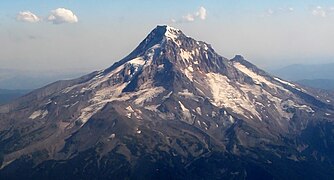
[267,8,274,15]
[330,7,334,12]
[16,11,40,23]
[310,6,334,18]
[312,6,327,17]
[265,7,294,16]
[182,14,195,22]
[173,6,207,23]
[47,8,78,24]
[287,7,294,12]
[196,6,207,20]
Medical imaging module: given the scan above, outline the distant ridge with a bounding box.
[272,63,334,81]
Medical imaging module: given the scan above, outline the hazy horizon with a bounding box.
[1,1,334,72]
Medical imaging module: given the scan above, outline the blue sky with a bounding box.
[1,1,334,71]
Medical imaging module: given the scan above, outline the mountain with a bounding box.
[0,25,334,179]
[270,64,334,90]
[0,68,87,89]
[272,63,334,81]
[0,89,31,105]
[296,79,334,91]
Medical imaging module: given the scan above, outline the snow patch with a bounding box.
[144,105,160,112]
[45,99,52,105]
[76,83,129,126]
[71,101,79,107]
[76,81,165,128]
[203,44,208,50]
[178,101,192,121]
[206,72,261,119]
[202,121,208,127]
[108,133,116,140]
[134,109,143,119]
[133,87,165,105]
[178,101,188,112]
[162,91,173,100]
[255,102,265,107]
[274,77,295,87]
[126,106,138,119]
[29,110,41,120]
[188,66,194,72]
[274,77,306,92]
[29,110,48,120]
[180,49,192,63]
[211,111,217,117]
[126,106,134,112]
[158,64,164,69]
[281,100,315,113]
[204,52,208,59]
[165,26,180,42]
[229,115,235,123]
[183,68,194,82]
[196,107,202,115]
[234,63,277,88]
[178,89,195,98]
[128,57,146,66]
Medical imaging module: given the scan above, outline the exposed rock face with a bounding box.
[0,25,334,179]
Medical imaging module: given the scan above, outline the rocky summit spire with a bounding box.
[133,25,183,51]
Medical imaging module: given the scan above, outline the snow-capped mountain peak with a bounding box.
[1,25,334,179]
[164,25,181,40]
